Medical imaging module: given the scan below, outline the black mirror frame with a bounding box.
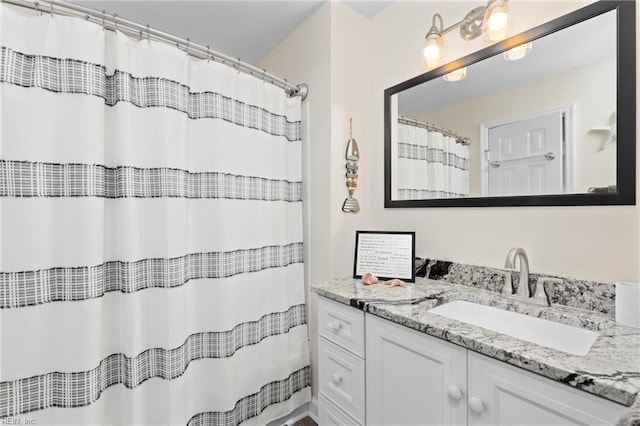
[384,0,636,208]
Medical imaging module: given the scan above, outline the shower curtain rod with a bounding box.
[398,116,471,145]
[0,0,309,100]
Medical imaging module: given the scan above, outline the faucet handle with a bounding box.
[499,270,514,296]
[534,277,562,307]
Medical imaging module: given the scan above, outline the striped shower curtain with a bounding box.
[0,4,309,425]
[397,121,470,199]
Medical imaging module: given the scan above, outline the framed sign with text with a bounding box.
[353,231,415,282]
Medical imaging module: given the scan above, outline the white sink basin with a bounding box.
[428,300,598,356]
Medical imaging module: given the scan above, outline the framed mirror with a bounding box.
[384,0,635,208]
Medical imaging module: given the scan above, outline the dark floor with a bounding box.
[293,416,317,426]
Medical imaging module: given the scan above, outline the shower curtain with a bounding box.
[397,121,470,199]
[0,4,309,425]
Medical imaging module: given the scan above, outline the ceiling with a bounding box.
[74,1,394,65]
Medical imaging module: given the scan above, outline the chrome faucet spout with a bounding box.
[504,247,530,298]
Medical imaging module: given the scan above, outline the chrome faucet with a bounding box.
[502,247,554,307]
[504,247,530,298]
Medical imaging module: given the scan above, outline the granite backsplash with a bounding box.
[415,257,616,317]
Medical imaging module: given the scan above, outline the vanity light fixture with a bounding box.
[423,0,512,70]
[423,13,444,69]
[504,42,532,61]
[443,67,467,82]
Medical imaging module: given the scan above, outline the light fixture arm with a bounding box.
[433,0,510,39]
[426,13,444,37]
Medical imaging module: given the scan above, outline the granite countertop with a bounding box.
[312,277,640,421]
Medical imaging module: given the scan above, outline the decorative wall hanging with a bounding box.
[342,118,360,212]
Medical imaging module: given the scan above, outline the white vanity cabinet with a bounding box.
[467,352,625,425]
[366,314,468,426]
[316,296,627,426]
[317,297,366,425]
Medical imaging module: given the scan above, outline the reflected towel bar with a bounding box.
[490,152,555,168]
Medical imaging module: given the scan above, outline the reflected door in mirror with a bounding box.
[486,110,564,196]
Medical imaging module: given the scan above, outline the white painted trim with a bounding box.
[308,396,319,423]
[480,123,490,196]
[390,95,399,199]
[563,105,576,193]
[480,104,575,196]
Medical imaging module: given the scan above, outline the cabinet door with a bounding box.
[366,314,468,426]
[468,352,626,425]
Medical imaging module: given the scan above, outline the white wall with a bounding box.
[260,0,640,398]
[368,0,639,283]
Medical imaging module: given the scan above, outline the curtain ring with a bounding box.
[185,38,191,54]
[113,13,118,32]
[138,30,143,41]
[49,1,54,18]
[236,59,241,74]
[101,9,106,30]
[262,69,266,83]
[207,45,212,62]
[146,24,150,43]
[34,1,41,16]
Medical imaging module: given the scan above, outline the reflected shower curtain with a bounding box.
[397,121,470,199]
[0,5,309,425]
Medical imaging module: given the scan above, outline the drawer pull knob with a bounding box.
[330,322,342,332]
[447,385,463,400]
[468,397,484,414]
[332,374,342,385]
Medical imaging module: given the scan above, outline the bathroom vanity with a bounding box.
[312,277,640,425]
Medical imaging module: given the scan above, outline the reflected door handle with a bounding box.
[447,385,463,401]
[330,322,342,332]
[468,397,485,414]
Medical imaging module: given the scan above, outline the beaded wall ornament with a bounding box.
[342,118,360,213]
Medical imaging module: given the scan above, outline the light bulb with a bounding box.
[487,10,507,31]
[483,0,511,42]
[443,67,467,82]
[423,33,443,69]
[504,42,532,61]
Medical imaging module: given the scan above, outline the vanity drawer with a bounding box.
[318,338,365,424]
[318,297,365,357]
[319,394,361,426]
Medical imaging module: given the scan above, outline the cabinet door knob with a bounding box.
[447,385,463,400]
[332,374,342,385]
[468,397,485,414]
[330,322,342,332]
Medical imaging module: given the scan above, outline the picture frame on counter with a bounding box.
[353,230,416,282]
